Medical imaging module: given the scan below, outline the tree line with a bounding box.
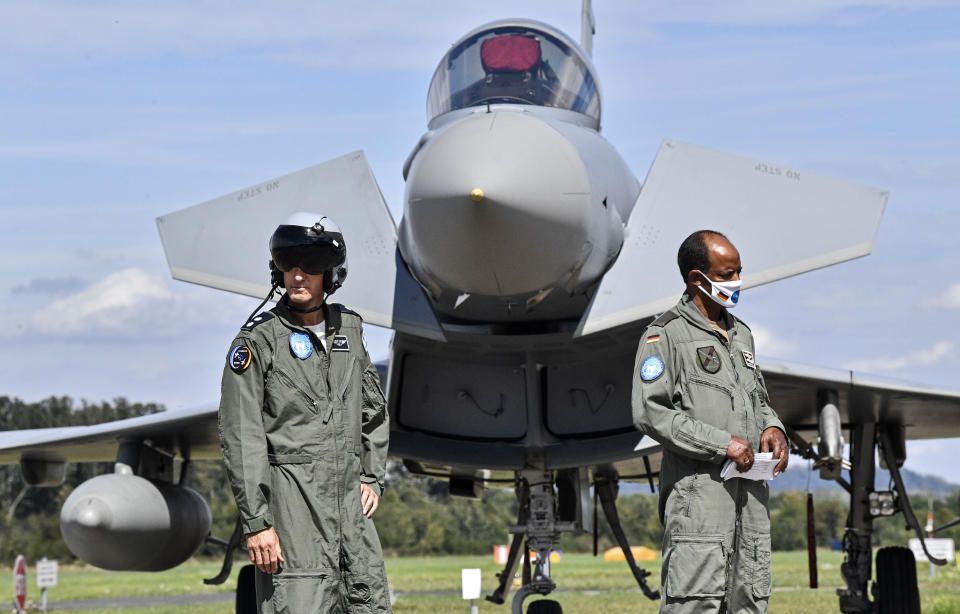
[2,395,959,564]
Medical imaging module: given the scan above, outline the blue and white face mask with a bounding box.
[696,271,742,308]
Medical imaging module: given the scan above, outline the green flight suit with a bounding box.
[219,299,392,614]
[632,293,785,614]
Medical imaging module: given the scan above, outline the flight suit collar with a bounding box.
[677,292,735,340]
[273,295,340,353]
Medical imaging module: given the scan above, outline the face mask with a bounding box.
[696,271,741,308]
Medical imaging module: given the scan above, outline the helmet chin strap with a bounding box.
[282,294,325,314]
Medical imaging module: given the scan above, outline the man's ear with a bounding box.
[687,269,703,286]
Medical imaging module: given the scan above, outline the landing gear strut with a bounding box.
[788,390,947,614]
[486,466,659,613]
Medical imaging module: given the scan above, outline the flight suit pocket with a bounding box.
[332,355,358,403]
[345,570,375,612]
[683,375,734,427]
[269,369,325,421]
[665,533,726,598]
[262,569,333,614]
[748,532,772,599]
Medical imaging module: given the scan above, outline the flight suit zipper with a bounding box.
[319,331,347,558]
[688,377,735,402]
[273,369,322,418]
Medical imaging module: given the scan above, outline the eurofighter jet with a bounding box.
[3,4,958,614]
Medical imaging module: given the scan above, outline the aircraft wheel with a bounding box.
[527,599,563,614]
[873,546,920,614]
[236,564,257,614]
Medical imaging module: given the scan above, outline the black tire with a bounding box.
[874,546,920,614]
[528,599,563,614]
[236,564,257,614]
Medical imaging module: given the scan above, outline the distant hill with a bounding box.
[620,465,960,497]
[770,464,960,497]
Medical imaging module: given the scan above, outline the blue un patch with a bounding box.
[640,356,665,382]
[289,332,313,360]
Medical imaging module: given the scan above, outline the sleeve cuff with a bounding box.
[360,477,382,497]
[242,513,273,535]
[710,431,733,463]
[762,420,787,437]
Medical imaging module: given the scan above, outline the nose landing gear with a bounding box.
[487,466,660,613]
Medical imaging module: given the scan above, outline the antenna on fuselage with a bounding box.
[580,0,596,56]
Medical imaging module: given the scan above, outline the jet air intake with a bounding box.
[60,474,211,571]
[400,110,626,321]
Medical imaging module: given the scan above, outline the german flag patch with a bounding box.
[646,335,661,344]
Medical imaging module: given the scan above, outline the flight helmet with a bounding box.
[268,212,348,295]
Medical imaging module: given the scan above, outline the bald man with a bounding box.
[632,230,789,614]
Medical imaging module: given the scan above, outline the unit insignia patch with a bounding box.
[697,346,722,374]
[228,345,252,373]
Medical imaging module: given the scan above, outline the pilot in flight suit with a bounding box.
[219,213,391,613]
[632,230,788,614]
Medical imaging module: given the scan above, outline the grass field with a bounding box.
[3,550,960,613]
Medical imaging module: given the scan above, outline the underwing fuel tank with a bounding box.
[399,109,636,322]
[60,474,211,571]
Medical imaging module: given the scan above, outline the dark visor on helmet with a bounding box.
[271,246,342,275]
[269,223,345,275]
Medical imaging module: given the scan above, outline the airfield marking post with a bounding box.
[462,568,481,614]
[36,557,58,613]
[13,554,26,614]
[927,498,935,579]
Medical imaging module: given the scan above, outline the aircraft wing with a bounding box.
[2,362,957,474]
[576,139,887,336]
[760,360,960,441]
[156,151,444,341]
[0,406,220,464]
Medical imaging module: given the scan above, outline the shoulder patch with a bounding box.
[228,345,252,373]
[241,311,275,331]
[640,356,665,382]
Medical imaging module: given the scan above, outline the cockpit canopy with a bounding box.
[427,21,601,123]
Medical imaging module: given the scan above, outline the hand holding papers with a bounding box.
[722,452,778,481]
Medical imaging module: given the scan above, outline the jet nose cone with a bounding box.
[403,111,593,297]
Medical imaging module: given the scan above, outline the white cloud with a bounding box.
[11,268,246,339]
[847,340,954,374]
[749,324,798,359]
[920,284,960,309]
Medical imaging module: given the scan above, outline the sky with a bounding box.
[1,2,959,480]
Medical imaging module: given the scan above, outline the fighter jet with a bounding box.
[2,4,959,614]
